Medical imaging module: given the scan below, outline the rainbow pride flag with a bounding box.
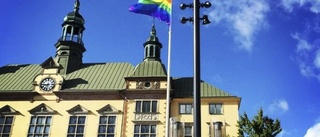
[129,0,172,25]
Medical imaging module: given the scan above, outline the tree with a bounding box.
[237,108,282,137]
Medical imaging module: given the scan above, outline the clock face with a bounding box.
[40,78,55,91]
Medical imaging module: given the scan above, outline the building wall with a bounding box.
[170,98,240,137]
[0,96,239,137]
[0,100,124,137]
[125,99,167,137]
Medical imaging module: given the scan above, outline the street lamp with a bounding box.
[180,1,211,137]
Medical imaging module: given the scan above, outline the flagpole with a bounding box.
[165,16,172,137]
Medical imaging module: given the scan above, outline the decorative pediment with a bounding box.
[40,57,60,69]
[28,103,56,115]
[97,104,122,114]
[0,105,20,115]
[67,104,90,114]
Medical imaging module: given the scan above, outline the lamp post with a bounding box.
[180,1,211,137]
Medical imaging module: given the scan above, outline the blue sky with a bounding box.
[0,0,320,136]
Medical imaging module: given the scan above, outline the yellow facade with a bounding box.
[0,100,124,137]
[170,98,240,137]
[0,96,239,137]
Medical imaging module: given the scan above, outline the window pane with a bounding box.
[5,117,13,124]
[30,117,36,124]
[134,125,140,133]
[142,101,151,112]
[151,125,156,133]
[78,116,86,124]
[36,116,45,124]
[180,105,185,113]
[44,125,50,133]
[152,101,157,112]
[141,125,149,133]
[107,125,115,133]
[108,116,116,124]
[186,104,192,113]
[0,117,4,124]
[107,135,114,137]
[77,125,84,133]
[98,125,106,133]
[35,125,44,133]
[216,104,222,114]
[185,126,192,134]
[46,117,52,124]
[0,125,3,132]
[3,125,11,133]
[69,116,77,124]
[28,125,35,133]
[98,135,104,137]
[76,135,83,137]
[100,116,107,124]
[68,125,76,133]
[136,101,141,112]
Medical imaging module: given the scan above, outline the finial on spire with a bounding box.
[74,0,80,13]
[151,18,156,36]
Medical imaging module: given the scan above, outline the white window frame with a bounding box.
[27,115,52,137]
[97,115,117,137]
[209,103,223,115]
[67,115,86,137]
[0,115,14,137]
[133,124,157,137]
[179,103,192,114]
[135,100,158,113]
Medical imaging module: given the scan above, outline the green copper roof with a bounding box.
[0,63,134,91]
[63,63,134,90]
[0,64,41,91]
[173,78,233,98]
[131,61,167,77]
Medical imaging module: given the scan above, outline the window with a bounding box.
[135,101,157,113]
[0,116,13,137]
[179,104,192,114]
[134,125,156,137]
[184,125,193,137]
[98,116,116,137]
[27,116,52,137]
[209,103,222,114]
[213,122,222,137]
[67,116,86,137]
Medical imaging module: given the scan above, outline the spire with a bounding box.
[54,0,86,75]
[143,22,163,62]
[74,0,80,13]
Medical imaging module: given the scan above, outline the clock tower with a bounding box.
[54,0,86,75]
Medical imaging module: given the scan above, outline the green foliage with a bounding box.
[237,108,282,137]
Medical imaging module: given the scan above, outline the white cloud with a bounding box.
[208,0,269,52]
[292,29,320,81]
[314,50,320,68]
[292,33,313,52]
[304,123,320,137]
[280,0,320,13]
[268,99,289,113]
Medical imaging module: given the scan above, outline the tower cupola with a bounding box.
[143,23,162,62]
[54,0,86,75]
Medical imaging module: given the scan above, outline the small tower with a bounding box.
[54,0,86,75]
[143,23,163,62]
